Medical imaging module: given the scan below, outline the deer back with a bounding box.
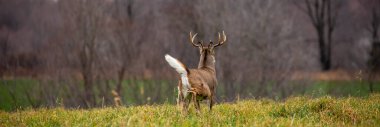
[188,69,217,96]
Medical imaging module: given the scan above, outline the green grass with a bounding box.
[0,79,179,111]
[1,94,380,126]
[306,80,380,97]
[0,79,40,111]
[1,79,379,111]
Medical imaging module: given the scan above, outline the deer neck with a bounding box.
[197,53,206,68]
[197,52,216,72]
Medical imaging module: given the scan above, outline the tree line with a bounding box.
[0,0,379,107]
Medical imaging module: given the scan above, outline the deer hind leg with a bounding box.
[182,95,191,114]
[177,84,184,108]
[177,80,188,113]
[209,94,215,111]
[177,91,185,110]
[188,88,201,114]
[195,99,201,113]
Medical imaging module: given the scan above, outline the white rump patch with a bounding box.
[165,54,191,97]
[181,76,190,97]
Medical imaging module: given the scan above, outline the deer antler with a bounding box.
[212,31,227,48]
[189,32,203,47]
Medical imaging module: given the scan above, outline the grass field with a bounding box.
[1,79,380,111]
[1,94,379,126]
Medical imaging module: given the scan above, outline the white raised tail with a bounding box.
[165,54,191,97]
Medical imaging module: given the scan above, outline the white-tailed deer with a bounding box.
[165,31,226,113]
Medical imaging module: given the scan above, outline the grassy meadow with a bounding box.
[1,79,380,126]
[1,94,380,126]
[1,79,380,111]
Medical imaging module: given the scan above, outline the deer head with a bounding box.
[189,31,227,69]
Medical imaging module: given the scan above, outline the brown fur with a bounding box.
[177,31,226,113]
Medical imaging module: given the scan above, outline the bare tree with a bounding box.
[58,0,107,107]
[0,28,11,76]
[359,0,380,92]
[0,0,29,77]
[111,0,136,96]
[294,0,342,71]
